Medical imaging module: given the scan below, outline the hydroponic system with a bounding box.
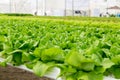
[0,16,120,80]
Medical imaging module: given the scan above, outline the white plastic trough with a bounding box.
[0,58,120,80]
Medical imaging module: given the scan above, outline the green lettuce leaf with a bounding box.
[33,61,55,77]
[65,50,95,71]
[41,47,65,62]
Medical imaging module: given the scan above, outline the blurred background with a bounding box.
[0,0,120,17]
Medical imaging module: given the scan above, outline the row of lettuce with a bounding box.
[1,15,120,22]
[33,16,120,23]
[0,16,120,80]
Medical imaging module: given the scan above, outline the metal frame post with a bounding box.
[64,0,66,16]
[72,0,74,16]
[9,0,12,13]
[44,0,46,16]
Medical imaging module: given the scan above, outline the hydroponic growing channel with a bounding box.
[0,16,120,80]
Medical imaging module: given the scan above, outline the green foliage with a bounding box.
[2,13,33,16]
[65,50,95,71]
[33,61,55,77]
[41,47,65,62]
[0,16,120,80]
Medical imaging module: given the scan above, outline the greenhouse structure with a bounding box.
[0,0,120,80]
[0,0,120,16]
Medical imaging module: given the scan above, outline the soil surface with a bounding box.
[0,65,54,80]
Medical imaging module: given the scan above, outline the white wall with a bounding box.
[0,4,9,13]
[37,0,65,16]
[1,0,120,16]
[89,0,120,16]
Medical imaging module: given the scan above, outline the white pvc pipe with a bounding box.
[0,57,119,80]
[0,57,61,80]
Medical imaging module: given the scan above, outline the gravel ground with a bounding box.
[0,65,54,80]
